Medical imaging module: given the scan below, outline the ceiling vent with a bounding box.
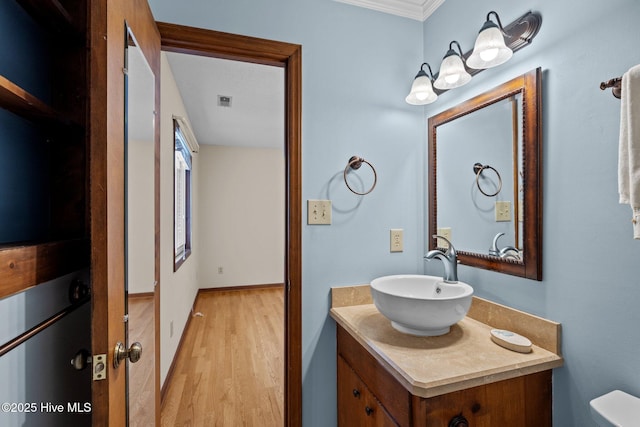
[217,95,232,107]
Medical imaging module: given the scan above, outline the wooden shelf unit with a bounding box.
[0,0,90,300]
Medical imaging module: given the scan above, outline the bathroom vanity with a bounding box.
[330,285,563,426]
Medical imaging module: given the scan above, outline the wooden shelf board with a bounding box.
[0,75,77,128]
[0,239,90,300]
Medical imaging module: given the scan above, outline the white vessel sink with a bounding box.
[370,274,473,337]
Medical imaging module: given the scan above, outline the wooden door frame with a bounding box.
[156,22,302,426]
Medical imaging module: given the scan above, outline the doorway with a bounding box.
[157,22,302,426]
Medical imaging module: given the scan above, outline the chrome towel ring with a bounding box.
[473,162,502,197]
[344,156,377,195]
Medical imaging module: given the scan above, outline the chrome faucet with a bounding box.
[424,235,458,283]
[489,232,505,256]
[490,232,521,260]
[499,245,520,257]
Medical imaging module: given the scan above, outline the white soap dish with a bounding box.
[590,390,640,427]
[490,329,532,353]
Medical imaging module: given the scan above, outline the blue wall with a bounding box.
[149,1,424,425]
[423,1,640,426]
[149,0,640,425]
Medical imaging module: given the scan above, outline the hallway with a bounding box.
[161,287,284,426]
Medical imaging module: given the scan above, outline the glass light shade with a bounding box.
[467,24,513,69]
[433,51,471,90]
[405,72,437,105]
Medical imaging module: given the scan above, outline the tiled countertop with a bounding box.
[330,285,564,398]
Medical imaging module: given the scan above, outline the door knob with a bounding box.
[70,349,91,371]
[113,341,142,368]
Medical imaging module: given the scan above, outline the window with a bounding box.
[174,120,192,270]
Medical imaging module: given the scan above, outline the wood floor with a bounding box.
[128,295,156,426]
[161,287,284,426]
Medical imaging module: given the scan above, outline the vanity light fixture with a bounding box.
[405,62,438,105]
[466,11,513,69]
[434,41,472,90]
[406,10,541,105]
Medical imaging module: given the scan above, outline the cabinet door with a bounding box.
[338,356,399,427]
[338,325,411,425]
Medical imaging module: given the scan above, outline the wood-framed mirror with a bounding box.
[124,23,157,425]
[428,67,542,280]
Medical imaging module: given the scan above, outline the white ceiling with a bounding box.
[164,1,444,150]
[165,52,285,149]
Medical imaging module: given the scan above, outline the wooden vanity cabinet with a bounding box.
[337,325,552,427]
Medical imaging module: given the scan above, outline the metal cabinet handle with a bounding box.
[113,341,142,368]
[352,389,361,398]
[448,414,469,427]
[365,406,374,416]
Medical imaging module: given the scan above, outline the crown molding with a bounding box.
[334,0,444,21]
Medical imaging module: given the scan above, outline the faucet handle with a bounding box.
[432,235,456,257]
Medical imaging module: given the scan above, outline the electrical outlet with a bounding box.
[436,227,452,248]
[170,321,174,338]
[307,200,332,225]
[218,266,223,274]
[390,229,403,252]
[495,201,512,222]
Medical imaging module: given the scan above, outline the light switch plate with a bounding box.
[390,229,403,252]
[495,201,512,222]
[307,200,332,225]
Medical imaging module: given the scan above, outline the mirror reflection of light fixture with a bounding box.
[405,62,438,105]
[467,11,513,69]
[405,11,541,106]
[434,41,472,90]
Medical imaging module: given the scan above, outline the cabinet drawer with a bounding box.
[413,370,552,427]
[338,355,398,427]
[337,326,411,426]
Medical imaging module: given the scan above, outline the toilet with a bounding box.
[590,390,640,426]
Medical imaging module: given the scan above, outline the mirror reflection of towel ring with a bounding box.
[473,162,502,197]
[344,156,377,195]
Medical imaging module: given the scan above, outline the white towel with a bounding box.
[618,64,640,239]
